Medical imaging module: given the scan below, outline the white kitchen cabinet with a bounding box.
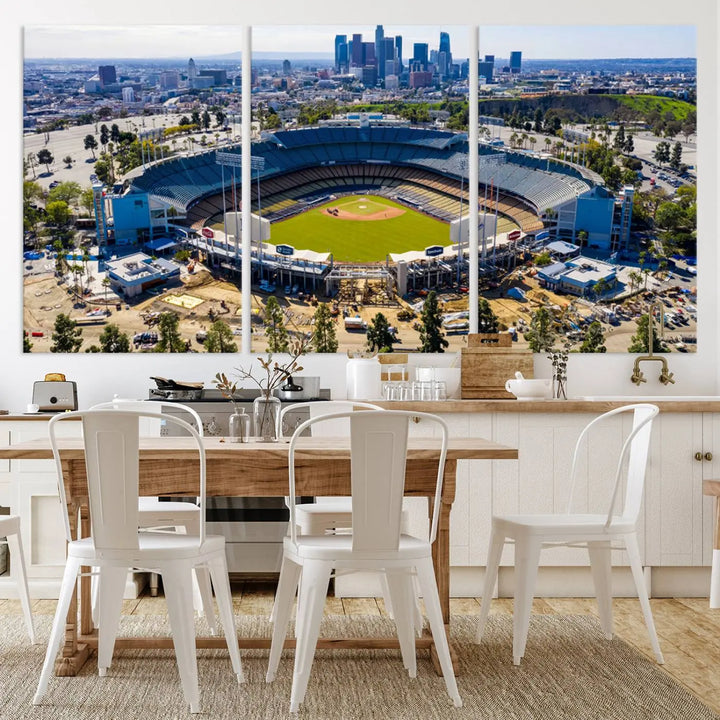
[644,413,719,567]
[0,419,79,597]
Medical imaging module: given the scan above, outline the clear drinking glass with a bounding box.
[433,381,447,401]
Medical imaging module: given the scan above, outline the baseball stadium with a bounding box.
[120,124,615,298]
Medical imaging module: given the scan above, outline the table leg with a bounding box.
[55,501,89,677]
[430,460,459,674]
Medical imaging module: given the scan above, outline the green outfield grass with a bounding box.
[269,195,449,263]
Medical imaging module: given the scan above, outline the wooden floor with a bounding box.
[2,584,719,715]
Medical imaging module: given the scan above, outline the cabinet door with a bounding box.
[702,413,720,566]
[644,412,703,566]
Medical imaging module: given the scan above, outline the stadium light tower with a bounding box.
[251,155,266,278]
[456,156,467,288]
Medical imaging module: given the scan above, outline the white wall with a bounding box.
[2,0,718,411]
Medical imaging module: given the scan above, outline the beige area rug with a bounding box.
[1,614,717,720]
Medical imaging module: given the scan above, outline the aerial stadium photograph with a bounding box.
[22,24,697,354]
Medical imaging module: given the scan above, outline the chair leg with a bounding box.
[512,536,542,666]
[379,572,395,618]
[97,566,129,676]
[206,553,243,683]
[385,568,417,678]
[624,533,664,664]
[33,557,82,705]
[194,565,218,635]
[6,531,35,644]
[162,565,201,713]
[587,541,614,639]
[267,556,302,683]
[270,552,301,628]
[290,559,332,714]
[476,526,504,643]
[415,557,462,708]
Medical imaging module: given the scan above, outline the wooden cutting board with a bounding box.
[461,334,534,399]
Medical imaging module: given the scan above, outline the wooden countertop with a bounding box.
[1,398,719,420]
[374,398,720,413]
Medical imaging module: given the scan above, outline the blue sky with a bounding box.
[24,24,696,60]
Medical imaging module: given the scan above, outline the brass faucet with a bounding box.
[631,301,675,386]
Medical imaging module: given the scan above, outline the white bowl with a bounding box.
[505,378,552,400]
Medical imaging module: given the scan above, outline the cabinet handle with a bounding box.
[705,452,713,462]
[695,452,703,461]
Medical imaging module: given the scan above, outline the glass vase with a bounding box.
[252,394,281,442]
[228,408,250,443]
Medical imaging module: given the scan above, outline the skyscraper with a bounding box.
[351,33,363,67]
[479,54,495,83]
[478,59,494,84]
[395,36,403,73]
[412,43,429,71]
[510,51,522,74]
[439,31,450,55]
[187,58,197,81]
[98,65,116,87]
[383,37,396,77]
[375,25,385,81]
[334,34,347,72]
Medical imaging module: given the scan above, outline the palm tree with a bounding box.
[102,277,112,309]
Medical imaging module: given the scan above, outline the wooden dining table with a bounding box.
[0,434,517,676]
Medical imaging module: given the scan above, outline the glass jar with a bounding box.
[252,394,281,442]
[228,408,250,443]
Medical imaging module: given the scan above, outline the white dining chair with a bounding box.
[274,401,421,631]
[34,409,243,714]
[0,515,36,643]
[267,410,461,713]
[475,403,663,666]
[91,399,215,631]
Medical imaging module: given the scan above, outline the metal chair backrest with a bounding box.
[49,409,206,550]
[90,399,203,436]
[280,400,382,438]
[288,410,448,550]
[565,403,659,527]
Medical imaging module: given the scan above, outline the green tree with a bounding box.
[264,296,289,353]
[48,181,82,206]
[62,155,73,168]
[418,291,448,353]
[156,312,186,353]
[110,123,121,143]
[36,148,54,173]
[366,312,395,353]
[653,140,671,165]
[624,134,634,154]
[524,307,555,353]
[613,124,626,152]
[51,313,82,353]
[312,302,339,353]
[628,314,667,353]
[99,124,110,147]
[83,134,98,159]
[80,187,95,215]
[96,324,131,353]
[23,180,44,234]
[477,297,499,333]
[45,200,71,227]
[214,110,226,127]
[202,110,211,130]
[669,141,683,171]
[24,333,33,353]
[579,321,606,353]
[205,320,238,353]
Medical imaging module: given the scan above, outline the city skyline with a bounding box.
[25,24,696,61]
